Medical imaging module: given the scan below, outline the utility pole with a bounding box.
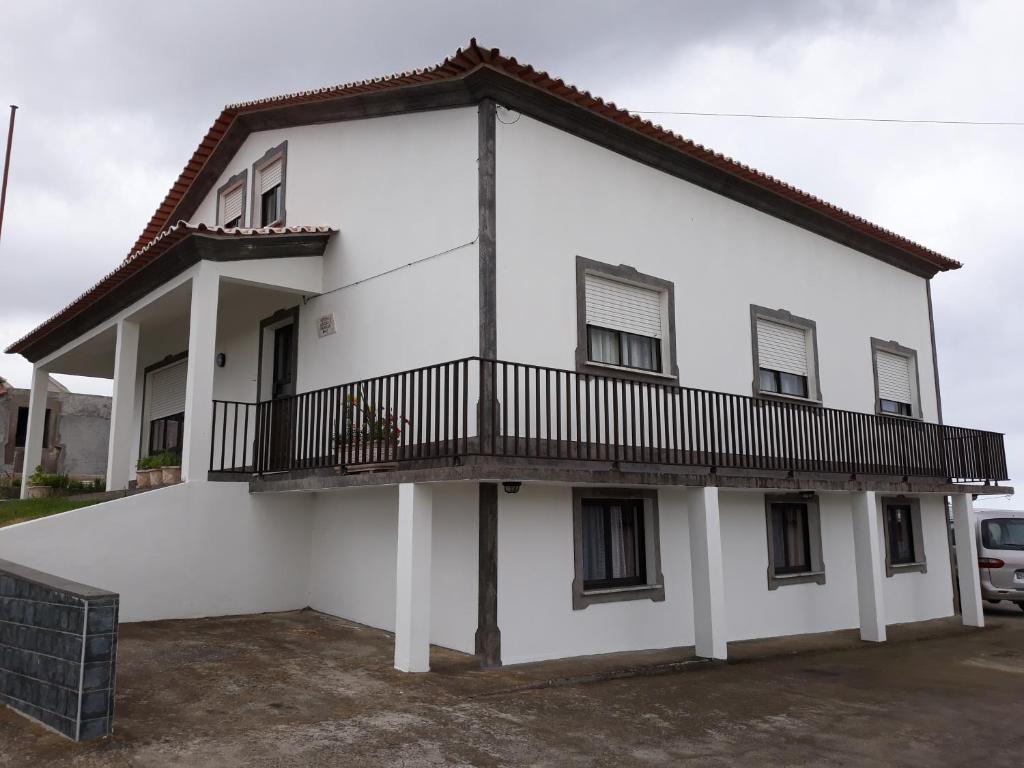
[0,105,17,246]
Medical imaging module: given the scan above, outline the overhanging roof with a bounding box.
[8,39,959,360]
[7,223,335,361]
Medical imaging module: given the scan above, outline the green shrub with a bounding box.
[156,451,181,468]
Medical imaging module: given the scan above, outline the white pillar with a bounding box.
[394,483,433,672]
[181,263,220,482]
[18,366,50,499]
[851,491,887,642]
[106,319,140,491]
[952,494,984,627]
[688,487,728,660]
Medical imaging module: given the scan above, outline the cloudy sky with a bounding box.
[0,0,1020,503]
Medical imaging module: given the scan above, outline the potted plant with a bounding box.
[136,455,159,488]
[26,465,55,499]
[159,451,182,485]
[333,392,407,471]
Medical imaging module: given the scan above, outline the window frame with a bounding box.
[880,496,927,576]
[764,493,826,589]
[572,487,665,609]
[250,140,288,228]
[575,256,678,384]
[148,412,185,456]
[750,305,822,405]
[870,338,923,420]
[215,169,248,229]
[138,350,189,462]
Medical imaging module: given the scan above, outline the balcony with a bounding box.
[210,357,1009,492]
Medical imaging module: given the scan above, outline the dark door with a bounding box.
[268,322,296,469]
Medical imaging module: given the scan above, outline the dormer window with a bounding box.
[215,170,247,229]
[252,141,287,227]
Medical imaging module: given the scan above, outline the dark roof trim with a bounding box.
[9,224,334,362]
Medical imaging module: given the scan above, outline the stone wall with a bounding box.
[0,559,118,741]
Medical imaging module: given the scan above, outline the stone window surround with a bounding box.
[870,337,923,420]
[215,169,248,227]
[250,140,288,228]
[571,487,666,610]
[574,256,679,385]
[749,305,823,405]
[879,496,927,576]
[764,493,827,590]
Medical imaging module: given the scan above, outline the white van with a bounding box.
[976,509,1024,612]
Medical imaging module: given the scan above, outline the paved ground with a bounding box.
[3,604,1024,767]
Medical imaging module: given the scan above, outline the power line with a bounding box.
[630,109,1024,127]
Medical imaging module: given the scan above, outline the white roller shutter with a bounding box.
[757,319,808,376]
[585,274,662,339]
[260,157,282,193]
[875,350,912,404]
[148,359,188,420]
[220,184,243,225]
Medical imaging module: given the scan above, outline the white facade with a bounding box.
[5,91,997,673]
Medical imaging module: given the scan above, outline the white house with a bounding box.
[1,41,1011,672]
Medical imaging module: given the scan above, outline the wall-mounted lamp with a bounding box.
[502,481,522,495]
[215,353,227,368]
[798,490,815,500]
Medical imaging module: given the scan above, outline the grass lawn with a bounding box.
[0,497,101,529]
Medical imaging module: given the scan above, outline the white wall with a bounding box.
[495,115,939,420]
[0,482,312,622]
[880,495,954,625]
[193,108,481,389]
[307,482,478,654]
[498,484,695,665]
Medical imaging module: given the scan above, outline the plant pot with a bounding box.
[342,440,398,473]
[161,466,182,485]
[27,485,54,499]
[136,469,151,489]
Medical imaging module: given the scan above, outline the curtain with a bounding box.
[582,505,606,582]
[622,334,657,371]
[588,327,620,365]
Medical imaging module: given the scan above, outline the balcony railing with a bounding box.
[210,357,1008,484]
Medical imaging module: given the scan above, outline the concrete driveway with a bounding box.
[2,604,1023,767]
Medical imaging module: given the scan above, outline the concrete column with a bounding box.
[106,319,141,492]
[394,483,433,672]
[181,264,220,482]
[19,366,50,499]
[687,486,728,660]
[952,494,984,627]
[851,491,887,642]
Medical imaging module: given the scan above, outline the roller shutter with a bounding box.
[584,274,662,339]
[260,157,282,193]
[875,350,912,404]
[148,359,187,420]
[757,319,808,376]
[220,184,243,225]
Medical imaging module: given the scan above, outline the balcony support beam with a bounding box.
[851,491,887,642]
[394,482,433,672]
[688,487,728,660]
[106,319,140,492]
[18,366,51,499]
[952,494,984,628]
[182,263,220,482]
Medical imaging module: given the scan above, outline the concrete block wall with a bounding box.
[0,559,118,741]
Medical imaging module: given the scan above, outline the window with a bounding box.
[764,494,825,589]
[751,307,821,402]
[14,407,51,449]
[575,257,677,381]
[252,141,287,227]
[981,518,1024,551]
[871,339,921,419]
[149,413,184,455]
[216,170,247,228]
[572,488,664,609]
[880,497,926,575]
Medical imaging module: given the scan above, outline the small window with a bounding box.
[872,339,920,419]
[15,407,51,449]
[215,170,247,229]
[751,308,820,402]
[881,497,926,575]
[252,142,287,227]
[576,258,677,381]
[149,413,184,455]
[764,494,825,589]
[572,488,664,609]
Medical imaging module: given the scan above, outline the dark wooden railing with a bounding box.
[210,357,1008,484]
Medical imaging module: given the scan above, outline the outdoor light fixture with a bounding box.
[215,353,226,368]
[502,481,522,495]
[798,490,815,500]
